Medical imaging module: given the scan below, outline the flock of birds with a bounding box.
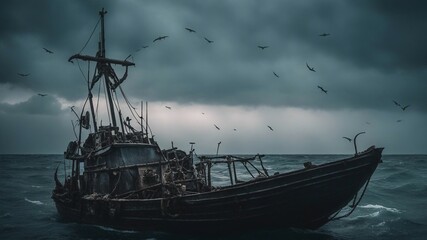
[17,47,54,97]
[147,29,335,134]
[16,24,412,149]
[148,28,412,147]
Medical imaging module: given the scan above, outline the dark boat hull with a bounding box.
[53,147,383,233]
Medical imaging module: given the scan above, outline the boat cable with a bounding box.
[76,60,89,84]
[329,175,372,221]
[102,75,112,124]
[95,73,102,121]
[117,84,152,136]
[78,16,101,54]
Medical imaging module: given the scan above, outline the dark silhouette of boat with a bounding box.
[52,9,383,234]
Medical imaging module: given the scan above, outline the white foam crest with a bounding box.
[360,204,401,213]
[24,198,44,205]
[31,185,42,188]
[349,211,380,220]
[97,225,137,234]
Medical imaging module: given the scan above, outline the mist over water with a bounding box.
[0,154,426,239]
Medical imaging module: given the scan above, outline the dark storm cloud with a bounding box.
[0,0,426,111]
[0,0,426,154]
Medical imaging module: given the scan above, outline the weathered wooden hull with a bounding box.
[52,147,383,233]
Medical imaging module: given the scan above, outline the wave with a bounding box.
[31,185,42,188]
[96,225,137,234]
[24,198,44,205]
[359,204,401,213]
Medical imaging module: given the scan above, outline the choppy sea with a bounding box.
[0,154,426,240]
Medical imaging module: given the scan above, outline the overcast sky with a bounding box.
[1,0,426,154]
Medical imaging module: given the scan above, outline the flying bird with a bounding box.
[233,128,237,131]
[153,36,168,42]
[17,73,30,77]
[258,45,269,50]
[43,47,53,54]
[136,46,149,52]
[401,105,410,111]
[393,100,401,107]
[393,100,410,111]
[185,27,196,33]
[396,119,402,123]
[306,62,316,72]
[267,126,273,131]
[38,93,47,97]
[204,37,213,43]
[317,85,328,94]
[273,72,279,78]
[165,106,171,110]
[342,137,352,142]
[214,124,220,130]
[124,54,132,61]
[319,33,330,37]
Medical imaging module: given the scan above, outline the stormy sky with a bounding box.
[1,0,426,154]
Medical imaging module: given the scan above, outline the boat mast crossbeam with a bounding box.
[68,54,135,67]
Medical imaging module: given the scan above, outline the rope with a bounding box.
[330,175,372,221]
[79,16,101,54]
[103,77,111,124]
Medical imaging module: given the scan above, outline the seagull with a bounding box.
[319,33,330,37]
[204,37,213,43]
[393,100,401,107]
[267,126,273,131]
[214,124,220,130]
[38,93,47,97]
[17,73,30,77]
[342,137,352,142]
[185,27,196,33]
[273,72,279,78]
[396,119,402,123]
[401,105,410,111]
[43,47,53,54]
[136,46,149,52]
[258,45,269,50]
[317,85,328,94]
[201,112,205,115]
[153,36,168,42]
[124,54,132,61]
[165,106,172,110]
[306,62,316,72]
[233,128,237,131]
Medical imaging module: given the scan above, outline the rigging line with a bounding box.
[76,60,89,84]
[87,61,91,90]
[103,78,112,125]
[112,89,123,123]
[79,16,101,54]
[95,75,102,120]
[116,84,136,113]
[117,84,143,126]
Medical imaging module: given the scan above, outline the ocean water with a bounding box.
[0,154,426,240]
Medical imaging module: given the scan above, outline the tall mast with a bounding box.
[69,8,135,132]
[99,8,118,129]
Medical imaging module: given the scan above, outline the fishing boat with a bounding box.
[52,9,383,233]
